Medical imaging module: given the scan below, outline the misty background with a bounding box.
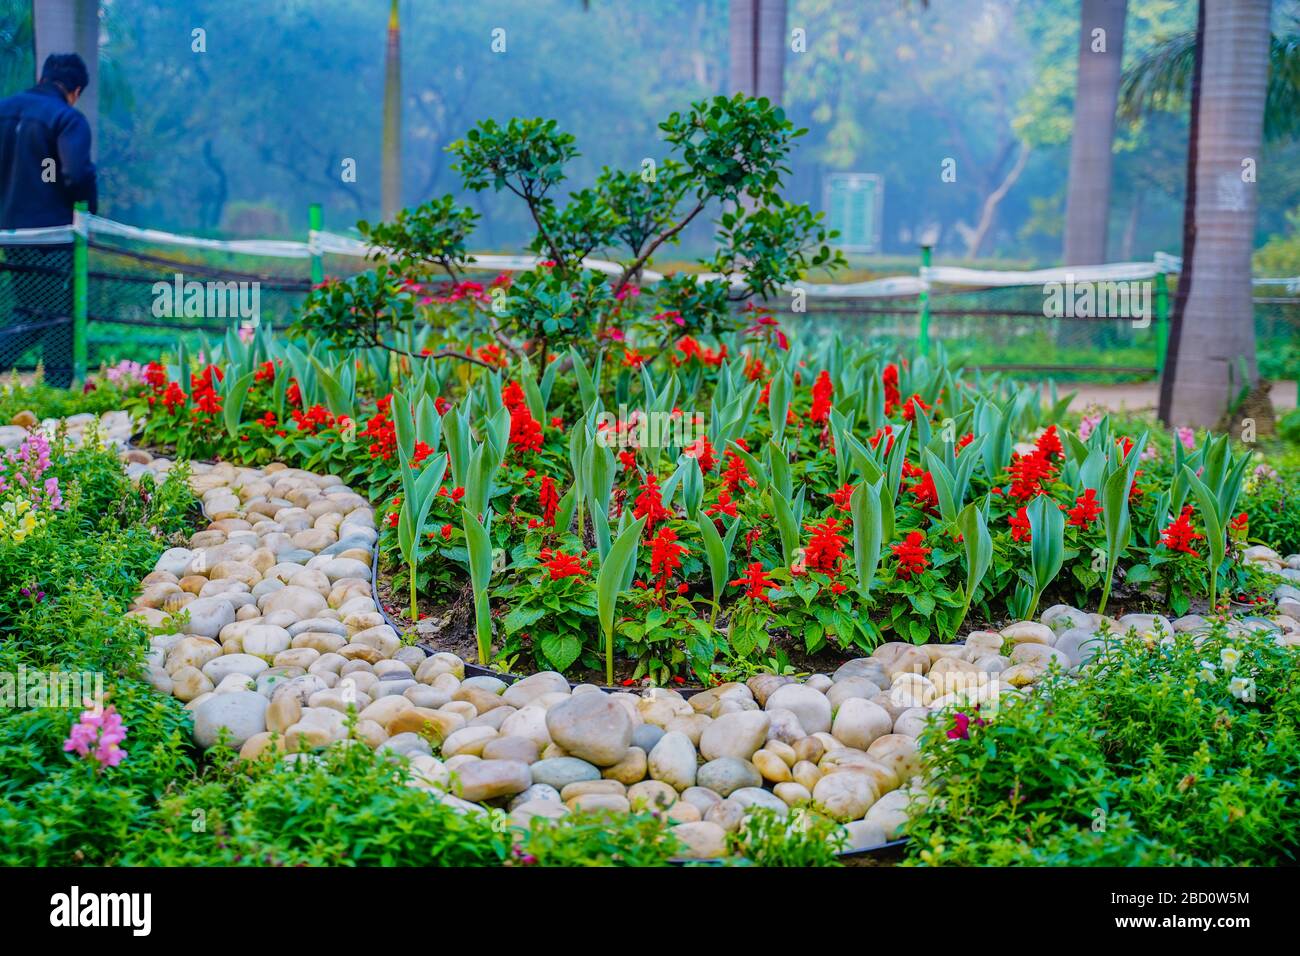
[3,0,1300,267]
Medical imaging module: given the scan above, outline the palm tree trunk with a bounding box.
[756,0,786,103]
[729,0,757,94]
[1157,1,1205,425]
[1164,0,1270,427]
[729,0,784,103]
[1063,0,1128,265]
[381,0,403,220]
[32,0,99,161]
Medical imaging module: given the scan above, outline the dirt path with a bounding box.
[1053,379,1298,415]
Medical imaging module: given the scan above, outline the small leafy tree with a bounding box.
[294,94,845,370]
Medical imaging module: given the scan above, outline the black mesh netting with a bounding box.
[0,243,75,386]
[777,284,1298,381]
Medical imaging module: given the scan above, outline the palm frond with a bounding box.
[1265,33,1300,141]
[1118,31,1197,124]
[1121,30,1300,143]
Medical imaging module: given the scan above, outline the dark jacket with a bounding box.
[0,83,98,229]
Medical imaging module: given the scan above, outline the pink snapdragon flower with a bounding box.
[105,360,148,386]
[63,705,127,769]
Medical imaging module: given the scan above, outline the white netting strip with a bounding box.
[789,276,927,297]
[0,217,1292,296]
[1155,251,1299,289]
[83,213,312,258]
[923,262,1162,287]
[0,224,77,244]
[310,230,652,280]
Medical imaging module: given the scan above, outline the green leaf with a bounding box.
[597,516,647,684]
[850,479,884,597]
[697,514,730,604]
[462,507,495,665]
[539,633,582,673]
[504,604,546,634]
[221,370,256,440]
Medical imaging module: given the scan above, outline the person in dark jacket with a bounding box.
[0,53,98,387]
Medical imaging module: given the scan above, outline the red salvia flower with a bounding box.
[648,527,687,591]
[721,450,757,495]
[705,487,739,521]
[292,404,335,435]
[869,425,896,455]
[882,363,901,415]
[633,472,670,533]
[542,550,589,580]
[910,471,939,512]
[161,381,186,410]
[538,475,560,527]
[831,482,855,512]
[1007,450,1055,501]
[729,562,776,604]
[1035,425,1064,460]
[892,530,932,580]
[1008,506,1032,542]
[501,380,526,411]
[1066,488,1102,528]
[809,370,834,423]
[683,436,716,473]
[1161,506,1204,557]
[508,404,544,454]
[145,361,168,391]
[899,393,930,422]
[805,517,849,575]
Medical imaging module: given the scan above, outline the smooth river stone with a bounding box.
[545,692,633,767]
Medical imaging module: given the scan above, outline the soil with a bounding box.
[374,558,1199,691]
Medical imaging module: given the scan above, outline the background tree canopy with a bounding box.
[3,0,1299,266]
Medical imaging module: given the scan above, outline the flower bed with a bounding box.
[116,440,1300,859]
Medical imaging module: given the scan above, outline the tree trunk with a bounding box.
[33,0,99,161]
[728,0,784,104]
[1157,1,1205,426]
[1062,0,1128,265]
[965,142,1031,259]
[1164,0,1270,428]
[756,0,786,103]
[381,0,403,220]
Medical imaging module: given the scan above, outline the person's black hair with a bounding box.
[40,53,90,94]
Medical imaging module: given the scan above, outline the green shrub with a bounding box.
[1241,462,1300,556]
[728,807,847,866]
[124,744,513,867]
[515,808,683,867]
[904,621,1300,866]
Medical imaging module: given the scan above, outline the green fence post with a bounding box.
[917,245,932,357]
[308,203,324,286]
[1153,271,1169,377]
[72,201,88,383]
